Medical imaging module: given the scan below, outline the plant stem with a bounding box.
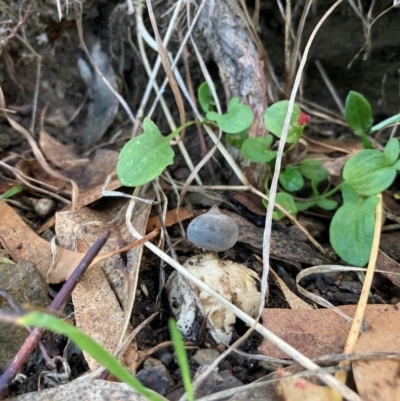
[295,182,343,203]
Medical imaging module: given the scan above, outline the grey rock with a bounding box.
[192,349,220,367]
[0,261,49,371]
[136,357,175,396]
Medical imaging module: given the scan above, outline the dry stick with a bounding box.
[0,229,111,399]
[145,0,186,130]
[315,60,344,115]
[262,0,344,317]
[135,1,202,186]
[331,194,383,399]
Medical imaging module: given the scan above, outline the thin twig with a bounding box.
[0,230,111,399]
[0,4,32,53]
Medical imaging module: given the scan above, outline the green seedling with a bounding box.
[198,81,216,113]
[345,91,400,148]
[116,83,400,267]
[0,185,23,200]
[168,319,194,401]
[17,311,165,401]
[264,100,309,143]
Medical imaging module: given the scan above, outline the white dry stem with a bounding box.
[125,199,360,401]
[135,0,202,185]
[261,0,345,318]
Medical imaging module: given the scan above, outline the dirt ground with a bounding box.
[1,1,400,400]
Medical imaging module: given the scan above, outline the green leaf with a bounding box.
[295,200,317,211]
[264,101,305,143]
[279,166,304,192]
[317,198,338,210]
[343,149,396,196]
[206,97,253,134]
[241,137,277,163]
[383,138,400,165]
[344,91,373,136]
[330,183,378,266]
[263,192,297,220]
[0,185,24,200]
[169,319,193,401]
[394,159,400,171]
[117,118,174,187]
[198,82,215,113]
[370,113,400,132]
[19,311,164,401]
[225,130,248,148]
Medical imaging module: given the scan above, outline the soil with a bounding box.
[1,0,400,400]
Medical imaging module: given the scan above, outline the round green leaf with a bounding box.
[117,118,174,187]
[206,97,254,134]
[198,82,215,113]
[279,166,304,192]
[264,101,304,143]
[343,149,396,195]
[344,91,373,136]
[299,160,327,183]
[330,183,378,266]
[241,137,276,163]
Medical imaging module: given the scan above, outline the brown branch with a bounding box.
[0,229,111,399]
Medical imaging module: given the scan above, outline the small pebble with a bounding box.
[34,198,56,218]
[187,206,239,252]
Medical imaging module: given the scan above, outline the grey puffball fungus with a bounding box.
[187,205,239,252]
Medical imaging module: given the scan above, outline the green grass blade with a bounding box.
[18,311,165,401]
[0,185,24,200]
[168,319,194,401]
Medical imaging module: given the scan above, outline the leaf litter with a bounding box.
[1,1,400,401]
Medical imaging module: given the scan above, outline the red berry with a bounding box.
[297,111,310,125]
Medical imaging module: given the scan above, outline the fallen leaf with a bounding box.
[278,369,334,401]
[40,128,80,170]
[269,266,313,310]
[146,207,194,232]
[353,303,400,401]
[37,175,122,234]
[259,304,389,359]
[55,199,151,371]
[0,200,83,283]
[376,250,400,288]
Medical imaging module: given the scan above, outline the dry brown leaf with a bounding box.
[146,207,194,232]
[66,149,119,190]
[37,175,122,234]
[7,378,151,401]
[259,305,389,359]
[376,250,400,288]
[322,155,350,177]
[0,200,83,283]
[353,303,400,401]
[39,128,80,170]
[55,200,151,371]
[278,369,334,401]
[16,159,67,192]
[270,266,313,310]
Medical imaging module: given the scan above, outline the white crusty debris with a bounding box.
[166,253,260,344]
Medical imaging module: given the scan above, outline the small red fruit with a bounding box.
[297,111,310,125]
